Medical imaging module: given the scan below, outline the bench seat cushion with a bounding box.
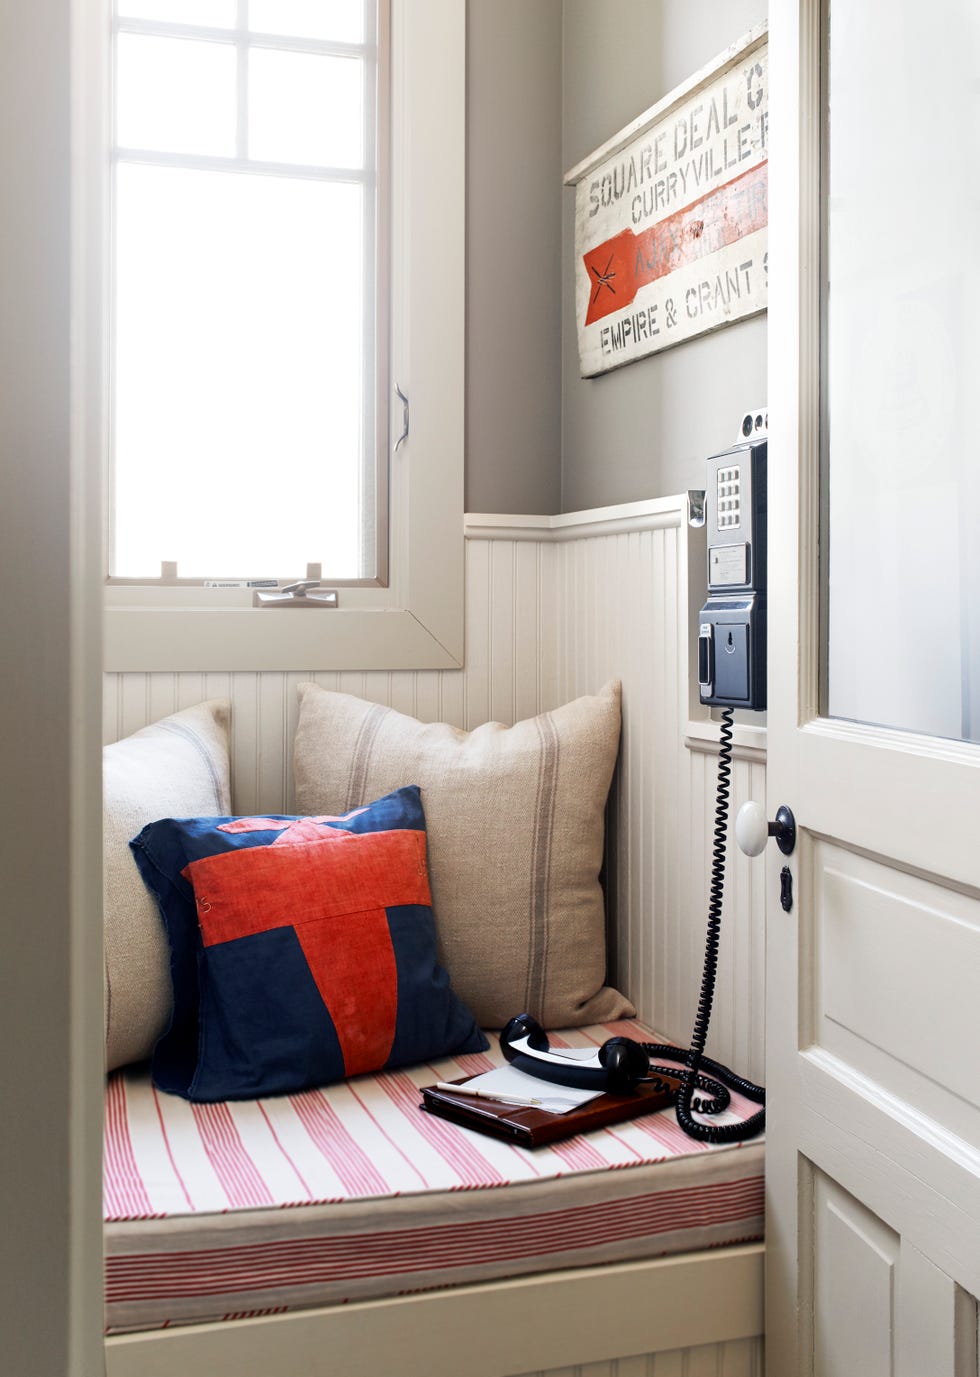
[104,1020,764,1333]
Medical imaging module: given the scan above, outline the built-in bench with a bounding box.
[102,499,768,1376]
[104,1022,764,1376]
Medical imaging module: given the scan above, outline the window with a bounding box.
[102,0,464,672]
[111,0,386,585]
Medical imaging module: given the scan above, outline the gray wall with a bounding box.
[464,1,769,516]
[560,0,768,510]
[465,0,563,515]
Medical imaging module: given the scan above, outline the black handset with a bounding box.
[499,1014,743,1122]
[500,1015,654,1093]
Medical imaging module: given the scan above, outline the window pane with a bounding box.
[823,1,980,743]
[249,0,365,44]
[248,49,364,168]
[117,0,237,26]
[112,163,366,579]
[116,33,237,156]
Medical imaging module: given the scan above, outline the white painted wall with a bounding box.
[0,1,105,1371]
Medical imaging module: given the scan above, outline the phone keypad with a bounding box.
[716,465,741,529]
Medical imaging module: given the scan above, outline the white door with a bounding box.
[765,2,980,1374]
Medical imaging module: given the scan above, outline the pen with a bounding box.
[434,1082,544,1106]
[434,1082,578,1111]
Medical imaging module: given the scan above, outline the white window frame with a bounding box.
[100,0,464,672]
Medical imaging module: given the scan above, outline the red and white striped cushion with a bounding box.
[104,1021,764,1332]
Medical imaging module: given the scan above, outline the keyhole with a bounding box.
[725,630,736,654]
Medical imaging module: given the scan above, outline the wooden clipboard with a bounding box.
[419,1074,681,1148]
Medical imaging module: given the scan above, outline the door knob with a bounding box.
[735,801,797,857]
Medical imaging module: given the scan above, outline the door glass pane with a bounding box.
[823,1,980,743]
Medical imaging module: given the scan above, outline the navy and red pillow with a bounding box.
[130,786,487,1101]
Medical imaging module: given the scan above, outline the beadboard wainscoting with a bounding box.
[514,1334,763,1377]
[104,496,766,1082]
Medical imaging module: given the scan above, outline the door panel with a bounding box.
[806,1171,980,1377]
[896,1248,979,1377]
[766,1,980,1373]
[811,1170,898,1377]
[810,844,980,1139]
[797,725,980,894]
[798,1051,980,1298]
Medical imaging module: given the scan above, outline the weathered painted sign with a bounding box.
[566,26,768,377]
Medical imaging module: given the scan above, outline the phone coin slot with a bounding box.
[714,622,750,702]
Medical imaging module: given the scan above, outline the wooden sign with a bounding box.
[566,25,768,377]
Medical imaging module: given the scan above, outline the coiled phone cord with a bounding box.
[641,707,766,1142]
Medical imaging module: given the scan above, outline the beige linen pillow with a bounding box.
[293,682,633,1029]
[103,700,232,1070]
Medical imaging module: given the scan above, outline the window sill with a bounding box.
[103,602,462,673]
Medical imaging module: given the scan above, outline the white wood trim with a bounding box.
[563,21,768,185]
[105,606,462,674]
[799,1051,980,1298]
[393,0,464,663]
[763,2,818,1373]
[0,1,106,1370]
[685,725,768,762]
[71,0,111,1362]
[466,495,687,543]
[104,1244,764,1377]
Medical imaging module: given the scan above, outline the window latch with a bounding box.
[253,580,339,609]
[394,383,409,452]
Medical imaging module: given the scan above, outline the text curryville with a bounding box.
[585,65,768,230]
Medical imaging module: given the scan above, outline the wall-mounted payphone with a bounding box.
[698,413,768,711]
[489,411,771,1145]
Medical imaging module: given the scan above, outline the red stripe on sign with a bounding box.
[583,159,768,324]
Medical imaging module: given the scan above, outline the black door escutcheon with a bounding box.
[779,865,793,913]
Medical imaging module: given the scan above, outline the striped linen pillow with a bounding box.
[293,682,633,1031]
[103,699,232,1071]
